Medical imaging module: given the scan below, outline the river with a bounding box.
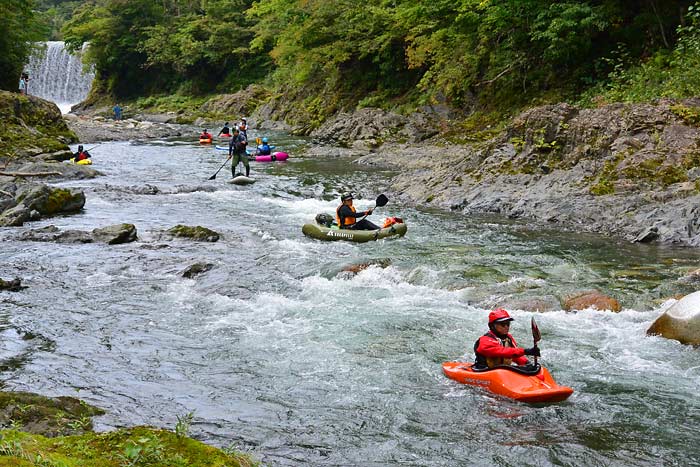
[1,135,699,466]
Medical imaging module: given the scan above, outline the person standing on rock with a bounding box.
[227,128,249,178]
[217,122,231,137]
[18,73,27,95]
[113,103,122,121]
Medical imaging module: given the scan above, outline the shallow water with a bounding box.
[1,135,699,466]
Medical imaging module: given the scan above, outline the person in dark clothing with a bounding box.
[218,122,231,137]
[73,145,91,162]
[335,193,379,230]
[473,308,540,369]
[227,128,249,177]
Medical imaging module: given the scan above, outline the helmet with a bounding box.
[488,308,514,324]
[262,137,268,143]
[242,117,247,121]
[78,145,83,151]
[340,192,353,201]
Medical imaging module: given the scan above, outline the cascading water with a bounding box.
[26,41,94,114]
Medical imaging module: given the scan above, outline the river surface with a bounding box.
[1,135,700,466]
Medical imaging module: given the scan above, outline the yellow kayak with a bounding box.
[70,158,92,165]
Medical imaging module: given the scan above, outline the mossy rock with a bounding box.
[0,91,77,160]
[167,225,220,242]
[0,391,104,437]
[0,426,257,466]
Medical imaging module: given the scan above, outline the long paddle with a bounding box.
[531,316,542,365]
[207,155,231,180]
[357,193,389,223]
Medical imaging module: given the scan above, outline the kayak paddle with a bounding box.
[531,317,541,365]
[207,157,230,180]
[357,194,389,223]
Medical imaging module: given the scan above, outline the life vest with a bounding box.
[75,151,88,161]
[382,216,403,228]
[474,331,517,368]
[336,204,356,228]
[258,143,271,155]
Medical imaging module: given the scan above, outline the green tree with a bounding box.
[0,0,49,91]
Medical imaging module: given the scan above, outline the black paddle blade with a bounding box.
[531,317,541,345]
[207,174,217,180]
[375,194,389,207]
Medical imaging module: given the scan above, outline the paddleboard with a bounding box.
[229,176,256,185]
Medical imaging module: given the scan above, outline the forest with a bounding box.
[4,0,700,120]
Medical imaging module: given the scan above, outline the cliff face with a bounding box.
[0,90,76,161]
[310,100,700,246]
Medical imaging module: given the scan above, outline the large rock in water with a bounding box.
[647,291,700,345]
[563,290,622,312]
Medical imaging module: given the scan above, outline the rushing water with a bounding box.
[1,135,700,466]
[26,41,94,114]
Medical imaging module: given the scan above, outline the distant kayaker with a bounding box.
[218,122,231,137]
[256,137,271,156]
[73,145,91,162]
[227,128,249,178]
[473,309,540,369]
[336,193,379,230]
[200,129,212,140]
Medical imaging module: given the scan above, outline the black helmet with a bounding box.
[341,192,353,201]
[78,145,83,151]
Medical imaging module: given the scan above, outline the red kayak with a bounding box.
[442,361,573,403]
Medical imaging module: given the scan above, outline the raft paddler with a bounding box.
[217,122,231,137]
[473,308,540,369]
[227,128,250,178]
[336,193,379,230]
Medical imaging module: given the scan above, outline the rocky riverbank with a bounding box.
[306,100,700,247]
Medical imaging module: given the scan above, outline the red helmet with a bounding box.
[488,308,514,324]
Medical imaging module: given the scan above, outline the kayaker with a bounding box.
[473,308,540,369]
[336,193,379,230]
[256,137,271,155]
[200,129,212,140]
[218,122,231,137]
[73,145,91,162]
[227,128,250,178]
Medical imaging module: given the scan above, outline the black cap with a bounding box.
[341,193,353,201]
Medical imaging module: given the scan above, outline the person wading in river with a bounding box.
[336,193,379,230]
[227,128,249,178]
[473,308,540,369]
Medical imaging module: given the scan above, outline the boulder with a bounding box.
[0,278,26,291]
[182,262,214,278]
[340,258,392,275]
[563,290,622,312]
[166,225,220,242]
[92,224,138,244]
[647,291,700,345]
[0,204,30,226]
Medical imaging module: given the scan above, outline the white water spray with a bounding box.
[26,41,94,114]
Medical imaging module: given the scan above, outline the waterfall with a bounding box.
[26,41,95,114]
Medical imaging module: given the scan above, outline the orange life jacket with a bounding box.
[336,204,356,228]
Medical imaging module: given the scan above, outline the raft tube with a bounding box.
[69,157,92,165]
[229,175,256,185]
[302,222,407,243]
[255,151,288,162]
[442,361,573,403]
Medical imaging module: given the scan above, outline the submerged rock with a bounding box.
[340,258,392,275]
[563,290,622,312]
[0,277,26,291]
[183,262,215,278]
[647,291,700,345]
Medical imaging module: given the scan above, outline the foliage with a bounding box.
[0,0,49,91]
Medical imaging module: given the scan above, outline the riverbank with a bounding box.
[307,101,700,247]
